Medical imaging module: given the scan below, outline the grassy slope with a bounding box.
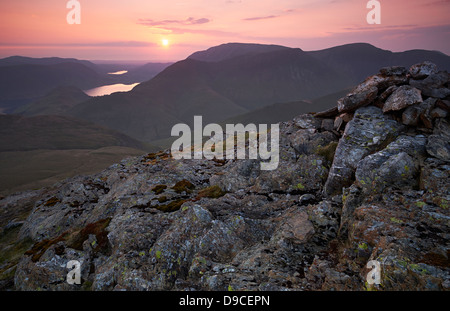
[0,114,147,152]
[0,146,147,195]
[13,86,90,116]
[0,114,160,195]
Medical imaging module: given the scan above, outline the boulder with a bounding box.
[426,119,450,162]
[293,114,322,130]
[337,74,407,113]
[420,157,450,196]
[383,85,423,113]
[323,106,403,196]
[355,135,427,193]
[402,97,436,126]
[436,99,450,112]
[321,118,335,131]
[380,66,407,77]
[430,107,448,119]
[409,61,438,79]
[337,85,378,113]
[410,72,450,99]
[273,209,315,245]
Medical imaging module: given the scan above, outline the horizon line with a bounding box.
[1,41,449,63]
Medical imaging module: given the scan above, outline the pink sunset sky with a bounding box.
[0,0,449,62]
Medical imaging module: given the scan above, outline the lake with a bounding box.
[108,70,128,75]
[84,83,140,97]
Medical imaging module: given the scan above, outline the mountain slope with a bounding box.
[188,42,289,62]
[14,86,91,116]
[222,88,351,126]
[69,46,354,142]
[12,43,450,145]
[309,43,450,82]
[0,114,157,195]
[0,114,146,151]
[0,56,98,70]
[0,62,108,112]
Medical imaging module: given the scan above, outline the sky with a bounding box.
[0,0,449,62]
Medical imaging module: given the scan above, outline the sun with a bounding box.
[161,39,170,47]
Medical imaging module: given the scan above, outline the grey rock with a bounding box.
[272,209,315,245]
[253,154,328,193]
[324,106,403,196]
[402,97,436,126]
[337,85,378,113]
[380,66,407,76]
[321,118,335,132]
[210,159,260,192]
[289,129,335,155]
[337,74,407,113]
[436,99,450,112]
[410,71,449,87]
[334,116,344,131]
[293,114,322,130]
[306,200,340,240]
[355,135,427,193]
[409,61,438,79]
[378,85,398,102]
[430,107,448,119]
[426,119,450,161]
[410,72,450,99]
[299,193,316,205]
[420,157,450,196]
[383,85,423,113]
[339,185,362,238]
[425,87,450,99]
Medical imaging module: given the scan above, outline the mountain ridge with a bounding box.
[65,42,450,143]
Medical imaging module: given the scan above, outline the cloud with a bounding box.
[342,24,419,32]
[138,16,236,37]
[0,41,157,47]
[138,17,210,27]
[243,15,279,21]
[143,26,239,37]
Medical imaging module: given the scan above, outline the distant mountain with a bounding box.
[14,86,91,116]
[5,43,450,145]
[0,57,172,113]
[188,42,289,62]
[309,43,450,82]
[69,46,353,142]
[0,55,97,70]
[0,62,108,112]
[0,114,146,151]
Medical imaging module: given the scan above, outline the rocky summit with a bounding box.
[1,62,449,291]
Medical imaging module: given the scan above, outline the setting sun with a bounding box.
[161,39,169,47]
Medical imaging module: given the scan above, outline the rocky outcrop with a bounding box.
[323,106,403,196]
[0,62,449,291]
